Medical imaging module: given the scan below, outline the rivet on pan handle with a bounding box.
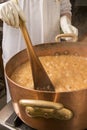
[55,33,78,42]
[19,99,73,120]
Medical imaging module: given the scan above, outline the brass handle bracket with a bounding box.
[19,99,73,120]
[55,33,78,42]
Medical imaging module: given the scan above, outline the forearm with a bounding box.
[60,0,72,21]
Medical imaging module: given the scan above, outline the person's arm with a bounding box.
[0,0,25,28]
[60,0,78,38]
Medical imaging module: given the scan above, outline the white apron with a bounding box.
[2,0,60,102]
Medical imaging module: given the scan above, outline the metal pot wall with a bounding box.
[5,42,87,130]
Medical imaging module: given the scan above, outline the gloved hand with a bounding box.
[0,0,26,28]
[60,15,78,41]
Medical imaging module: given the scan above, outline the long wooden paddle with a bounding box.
[13,0,55,91]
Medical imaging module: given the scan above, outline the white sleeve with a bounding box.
[60,0,72,16]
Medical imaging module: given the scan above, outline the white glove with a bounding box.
[0,0,26,28]
[60,15,78,41]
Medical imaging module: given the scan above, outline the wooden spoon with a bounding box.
[19,19,55,91]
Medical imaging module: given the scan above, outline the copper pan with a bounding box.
[5,36,87,130]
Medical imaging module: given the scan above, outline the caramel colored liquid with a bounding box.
[11,55,87,92]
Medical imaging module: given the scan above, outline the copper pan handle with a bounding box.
[19,99,73,120]
[55,33,78,42]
